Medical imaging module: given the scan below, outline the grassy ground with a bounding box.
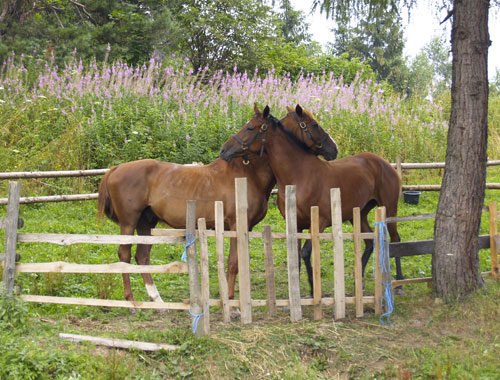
[1,169,500,379]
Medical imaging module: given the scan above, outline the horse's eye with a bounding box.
[246,127,255,131]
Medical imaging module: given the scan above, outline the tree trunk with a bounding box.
[432,0,489,300]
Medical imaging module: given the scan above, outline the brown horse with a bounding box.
[97,107,338,305]
[220,105,403,295]
[98,155,275,304]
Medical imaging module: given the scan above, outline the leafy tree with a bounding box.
[424,36,452,97]
[0,0,180,65]
[407,51,434,99]
[330,6,408,92]
[313,0,494,301]
[276,0,312,44]
[168,0,280,73]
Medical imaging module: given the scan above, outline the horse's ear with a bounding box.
[286,106,293,113]
[295,104,303,116]
[254,103,260,114]
[263,105,270,118]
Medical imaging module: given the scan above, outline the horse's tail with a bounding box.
[97,167,118,222]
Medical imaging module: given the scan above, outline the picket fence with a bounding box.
[1,179,393,336]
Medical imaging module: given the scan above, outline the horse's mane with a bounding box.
[268,114,316,156]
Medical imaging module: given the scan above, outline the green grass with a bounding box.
[1,169,500,379]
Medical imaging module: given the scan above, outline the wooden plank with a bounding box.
[374,208,383,316]
[186,201,204,336]
[389,235,490,258]
[59,333,179,352]
[21,294,376,309]
[0,168,109,179]
[153,229,375,241]
[310,206,322,320]
[285,185,302,322]
[197,218,210,334]
[386,213,436,223]
[14,261,188,274]
[353,207,363,318]
[331,188,345,320]
[20,295,190,310]
[392,271,493,288]
[0,194,99,205]
[17,233,184,245]
[235,178,252,324]
[214,201,230,324]
[3,182,21,295]
[489,201,499,280]
[263,225,277,317]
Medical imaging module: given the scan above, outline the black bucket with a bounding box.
[403,190,421,205]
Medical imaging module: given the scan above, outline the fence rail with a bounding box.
[2,160,500,205]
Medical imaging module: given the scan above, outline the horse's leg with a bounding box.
[226,237,238,300]
[358,211,374,278]
[300,238,314,297]
[118,225,135,303]
[135,210,161,303]
[226,237,241,318]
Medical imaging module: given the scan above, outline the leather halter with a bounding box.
[290,112,329,151]
[231,115,270,165]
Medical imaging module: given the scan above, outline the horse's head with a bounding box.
[281,104,338,161]
[220,104,278,163]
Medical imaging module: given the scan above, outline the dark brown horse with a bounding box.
[220,105,403,295]
[97,107,338,305]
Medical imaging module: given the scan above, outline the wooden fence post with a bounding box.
[374,208,383,316]
[186,201,205,336]
[489,201,499,280]
[331,188,345,320]
[353,207,363,318]
[235,178,252,324]
[3,182,21,295]
[396,156,403,198]
[379,207,391,313]
[197,217,210,334]
[262,225,277,318]
[285,185,302,322]
[214,201,230,323]
[310,206,322,320]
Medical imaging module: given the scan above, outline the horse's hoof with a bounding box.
[394,287,405,296]
[230,308,241,319]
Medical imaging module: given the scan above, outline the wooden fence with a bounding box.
[385,203,500,286]
[1,179,391,336]
[2,159,500,205]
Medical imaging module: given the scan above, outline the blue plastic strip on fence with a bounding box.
[189,303,210,334]
[181,231,197,263]
[374,220,394,326]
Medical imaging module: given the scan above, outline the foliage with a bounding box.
[0,52,452,189]
[0,0,180,66]
[0,291,30,331]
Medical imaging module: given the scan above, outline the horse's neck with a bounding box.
[267,127,320,186]
[214,157,275,190]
